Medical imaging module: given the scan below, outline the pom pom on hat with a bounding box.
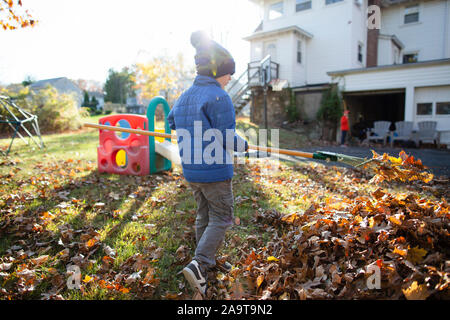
[190,30,210,49]
[190,30,235,78]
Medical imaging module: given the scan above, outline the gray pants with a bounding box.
[188,179,234,272]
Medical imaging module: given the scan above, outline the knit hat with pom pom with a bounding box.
[190,30,235,79]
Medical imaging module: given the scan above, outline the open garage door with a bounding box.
[343,89,405,141]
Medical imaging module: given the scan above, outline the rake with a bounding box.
[84,122,374,168]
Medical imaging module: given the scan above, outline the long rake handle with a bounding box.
[247,144,314,158]
[83,122,315,158]
[84,122,174,139]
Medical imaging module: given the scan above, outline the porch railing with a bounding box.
[227,59,279,114]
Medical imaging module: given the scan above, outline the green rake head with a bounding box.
[313,151,377,168]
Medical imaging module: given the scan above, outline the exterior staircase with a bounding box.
[227,60,279,115]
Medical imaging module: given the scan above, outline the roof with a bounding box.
[327,58,450,77]
[291,83,330,92]
[29,77,66,89]
[243,25,313,41]
[380,0,431,7]
[249,0,430,8]
[29,77,82,94]
[378,33,405,49]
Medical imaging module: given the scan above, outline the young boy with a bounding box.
[167,31,248,295]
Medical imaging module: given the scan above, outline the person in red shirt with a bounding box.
[340,110,349,146]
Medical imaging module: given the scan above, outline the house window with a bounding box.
[358,43,363,63]
[296,0,311,12]
[269,1,284,20]
[297,40,302,63]
[403,53,418,64]
[404,5,419,24]
[436,102,450,115]
[326,0,343,5]
[416,103,432,116]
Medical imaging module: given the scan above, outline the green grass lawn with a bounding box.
[0,116,443,300]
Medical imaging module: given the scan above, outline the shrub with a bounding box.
[285,88,299,122]
[82,90,100,115]
[316,86,343,141]
[317,86,343,123]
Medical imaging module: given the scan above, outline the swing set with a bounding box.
[0,95,45,156]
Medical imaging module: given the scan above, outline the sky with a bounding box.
[0,0,262,86]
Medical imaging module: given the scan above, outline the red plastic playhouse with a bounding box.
[97,114,150,176]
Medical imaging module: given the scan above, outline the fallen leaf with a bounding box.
[31,255,49,266]
[402,281,431,300]
[393,247,407,257]
[407,246,427,264]
[231,279,245,299]
[85,239,97,248]
[119,287,130,294]
[256,274,264,288]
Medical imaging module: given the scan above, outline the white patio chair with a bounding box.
[390,121,413,147]
[413,121,439,147]
[367,121,391,146]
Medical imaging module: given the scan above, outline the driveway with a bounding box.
[277,145,450,178]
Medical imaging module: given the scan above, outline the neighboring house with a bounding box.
[243,0,450,144]
[29,77,84,108]
[126,96,145,114]
[87,91,105,110]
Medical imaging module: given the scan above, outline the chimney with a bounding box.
[366,0,382,67]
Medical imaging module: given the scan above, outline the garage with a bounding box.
[343,89,405,140]
[328,59,450,146]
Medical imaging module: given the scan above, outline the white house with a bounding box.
[87,91,105,110]
[245,0,370,86]
[244,0,450,145]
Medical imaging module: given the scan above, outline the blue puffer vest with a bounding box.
[167,75,248,183]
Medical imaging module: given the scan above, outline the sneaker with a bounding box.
[182,260,207,295]
[215,260,232,273]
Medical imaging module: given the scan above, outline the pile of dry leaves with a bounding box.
[205,151,449,300]
[368,150,434,184]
